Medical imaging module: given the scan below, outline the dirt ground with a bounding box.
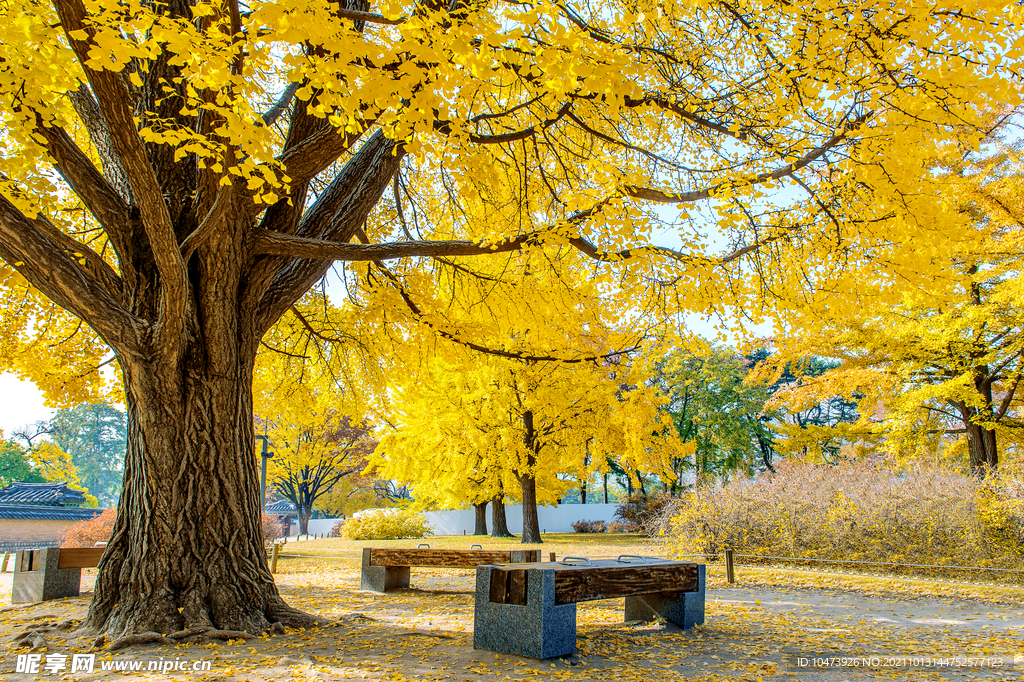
[2,535,1023,681]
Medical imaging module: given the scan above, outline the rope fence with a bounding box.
[266,542,1024,589]
[732,553,1024,574]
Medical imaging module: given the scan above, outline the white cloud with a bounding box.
[0,373,53,439]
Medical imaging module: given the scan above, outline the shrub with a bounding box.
[262,513,287,540]
[60,508,116,547]
[604,520,630,534]
[614,493,676,536]
[329,519,345,537]
[340,508,432,540]
[571,519,605,533]
[665,458,1024,582]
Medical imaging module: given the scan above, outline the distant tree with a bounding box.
[658,347,777,483]
[48,404,126,507]
[267,414,376,535]
[0,435,45,486]
[2,429,94,503]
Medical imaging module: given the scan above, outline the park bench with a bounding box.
[11,540,288,603]
[360,545,541,593]
[474,556,706,659]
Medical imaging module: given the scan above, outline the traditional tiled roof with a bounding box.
[264,498,297,513]
[0,482,87,506]
[0,504,103,521]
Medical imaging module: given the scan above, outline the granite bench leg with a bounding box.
[12,548,82,603]
[473,566,577,659]
[359,548,410,592]
[623,564,705,629]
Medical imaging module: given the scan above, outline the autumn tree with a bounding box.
[266,414,375,533]
[758,122,1024,473]
[0,0,1019,638]
[255,340,376,533]
[49,403,127,507]
[371,344,683,543]
[658,346,777,483]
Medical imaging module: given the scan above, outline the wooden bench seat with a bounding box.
[360,546,540,593]
[12,541,287,603]
[474,556,706,659]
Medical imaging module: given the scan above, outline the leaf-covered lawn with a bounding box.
[3,536,1022,680]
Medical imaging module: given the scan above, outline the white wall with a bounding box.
[285,503,621,537]
[424,503,620,536]
[287,518,343,536]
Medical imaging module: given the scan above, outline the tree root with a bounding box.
[167,627,213,640]
[266,601,330,629]
[13,631,47,651]
[107,631,174,651]
[205,629,257,641]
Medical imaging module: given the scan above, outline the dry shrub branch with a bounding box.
[664,459,1024,582]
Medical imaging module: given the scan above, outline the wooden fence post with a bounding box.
[725,549,735,584]
[270,543,281,574]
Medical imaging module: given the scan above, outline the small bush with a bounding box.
[604,520,630,534]
[262,513,287,540]
[60,508,116,547]
[329,519,345,537]
[614,493,676,536]
[571,519,605,533]
[341,508,432,540]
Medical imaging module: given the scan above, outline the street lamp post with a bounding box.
[254,434,274,511]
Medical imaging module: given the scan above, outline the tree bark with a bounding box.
[491,495,513,537]
[83,346,321,641]
[580,479,587,505]
[603,474,608,504]
[517,410,542,544]
[473,500,488,535]
[518,473,542,543]
[956,399,999,476]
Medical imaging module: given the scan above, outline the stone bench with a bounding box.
[474,556,705,659]
[360,546,541,593]
[12,541,288,603]
[11,547,105,603]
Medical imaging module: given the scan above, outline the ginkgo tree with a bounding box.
[756,120,1024,474]
[0,0,1019,639]
[371,348,685,543]
[255,347,376,535]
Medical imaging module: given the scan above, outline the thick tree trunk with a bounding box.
[491,495,513,537]
[965,421,999,475]
[473,500,488,535]
[83,347,320,642]
[957,399,999,475]
[580,479,587,505]
[518,473,542,543]
[298,509,310,536]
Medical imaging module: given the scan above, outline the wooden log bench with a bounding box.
[12,541,288,603]
[360,546,541,593]
[474,556,705,659]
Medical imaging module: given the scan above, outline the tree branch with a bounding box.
[0,192,143,352]
[54,0,187,351]
[624,114,868,204]
[261,83,301,127]
[31,113,132,260]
